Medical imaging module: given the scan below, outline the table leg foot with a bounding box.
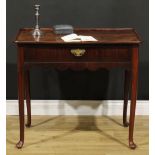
[123,122,129,127]
[25,123,31,128]
[129,141,137,149]
[16,141,24,149]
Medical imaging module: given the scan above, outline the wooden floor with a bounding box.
[7,116,148,155]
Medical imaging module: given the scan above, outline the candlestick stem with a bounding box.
[32,4,43,36]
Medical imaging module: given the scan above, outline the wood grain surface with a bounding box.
[15,28,141,44]
[7,116,148,155]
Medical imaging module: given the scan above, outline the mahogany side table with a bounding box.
[14,28,141,149]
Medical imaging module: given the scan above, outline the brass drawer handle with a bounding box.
[71,49,86,57]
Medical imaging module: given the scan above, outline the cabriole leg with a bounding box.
[16,46,25,149]
[123,70,131,127]
[129,47,139,149]
[25,69,31,127]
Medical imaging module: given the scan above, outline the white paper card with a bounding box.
[61,33,98,42]
[78,35,98,41]
[61,33,79,41]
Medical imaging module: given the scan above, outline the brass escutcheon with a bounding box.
[71,49,86,57]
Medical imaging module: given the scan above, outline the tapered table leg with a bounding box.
[25,69,31,127]
[129,47,139,149]
[123,70,131,127]
[16,46,25,149]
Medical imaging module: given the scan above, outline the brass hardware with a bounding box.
[71,49,86,57]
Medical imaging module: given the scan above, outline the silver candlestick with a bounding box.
[32,4,43,36]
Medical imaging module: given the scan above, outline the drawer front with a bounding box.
[24,46,131,63]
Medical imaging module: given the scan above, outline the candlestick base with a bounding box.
[32,28,43,36]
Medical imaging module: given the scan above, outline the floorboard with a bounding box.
[7,116,149,155]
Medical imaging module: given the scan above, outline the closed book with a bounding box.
[53,25,74,34]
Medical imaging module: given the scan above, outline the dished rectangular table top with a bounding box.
[15,28,141,45]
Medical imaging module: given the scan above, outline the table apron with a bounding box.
[24,46,132,64]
